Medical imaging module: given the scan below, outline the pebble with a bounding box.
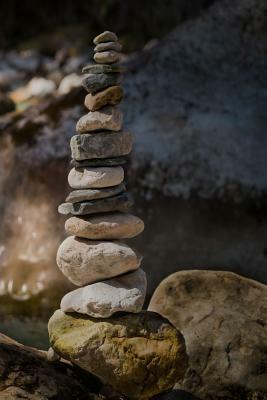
[70,132,133,160]
[68,166,124,189]
[70,156,126,168]
[84,86,123,111]
[93,31,118,45]
[76,106,123,133]
[82,64,123,74]
[65,212,144,239]
[94,51,120,64]
[56,236,142,286]
[58,192,134,216]
[94,41,122,53]
[65,183,126,203]
[82,73,119,94]
[60,268,147,317]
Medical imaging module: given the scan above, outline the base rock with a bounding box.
[48,310,188,399]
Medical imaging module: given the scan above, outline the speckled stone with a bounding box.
[68,166,124,189]
[65,183,126,203]
[84,86,123,111]
[94,41,122,53]
[93,31,118,45]
[82,64,123,74]
[94,51,120,64]
[70,157,127,168]
[82,73,119,94]
[58,192,134,216]
[76,106,123,133]
[70,132,133,161]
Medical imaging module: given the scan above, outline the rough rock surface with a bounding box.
[65,212,144,239]
[48,310,188,399]
[60,268,147,317]
[70,156,126,168]
[85,86,123,111]
[58,192,133,216]
[149,270,267,400]
[65,183,125,203]
[71,132,133,160]
[68,166,124,189]
[82,73,119,94]
[76,106,123,133]
[56,236,142,286]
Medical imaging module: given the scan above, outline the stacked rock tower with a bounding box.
[48,32,188,399]
[57,31,146,319]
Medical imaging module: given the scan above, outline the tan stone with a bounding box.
[56,236,142,286]
[84,86,123,111]
[65,212,144,239]
[94,51,120,64]
[94,41,122,52]
[68,166,124,189]
[93,31,118,45]
[48,310,188,399]
[76,106,122,133]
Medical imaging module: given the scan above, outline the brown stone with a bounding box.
[93,31,118,45]
[94,41,122,52]
[84,86,123,111]
[94,51,120,64]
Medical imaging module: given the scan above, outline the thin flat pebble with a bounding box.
[94,51,120,64]
[65,183,126,203]
[82,64,123,74]
[94,41,122,52]
[68,166,124,189]
[70,157,126,168]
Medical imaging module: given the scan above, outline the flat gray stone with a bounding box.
[82,64,123,74]
[93,31,118,45]
[58,192,134,215]
[82,73,119,94]
[68,166,124,189]
[65,183,126,203]
[70,157,127,168]
[70,132,133,161]
[60,268,147,317]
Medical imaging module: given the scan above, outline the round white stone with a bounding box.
[60,268,147,318]
[68,166,124,189]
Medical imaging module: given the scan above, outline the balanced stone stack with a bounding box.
[48,31,188,399]
[57,30,146,317]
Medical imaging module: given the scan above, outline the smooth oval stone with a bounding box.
[82,73,119,94]
[76,106,123,133]
[70,157,127,168]
[94,41,122,52]
[93,31,118,45]
[84,86,123,111]
[65,212,144,239]
[48,310,187,399]
[94,51,120,64]
[70,132,133,160]
[60,268,147,317]
[58,192,134,216]
[56,236,142,286]
[82,64,123,74]
[65,183,126,203]
[68,166,124,189]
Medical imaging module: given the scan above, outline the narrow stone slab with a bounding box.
[58,192,134,216]
[82,73,119,94]
[68,166,124,189]
[65,183,126,203]
[94,41,122,52]
[60,268,147,318]
[70,157,127,168]
[70,132,133,161]
[84,86,123,111]
[94,51,120,64]
[93,31,118,45]
[65,212,144,239]
[76,106,123,133]
[82,64,123,74]
[56,236,142,286]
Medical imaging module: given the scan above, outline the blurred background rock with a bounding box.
[0,0,266,350]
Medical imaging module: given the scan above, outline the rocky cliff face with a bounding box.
[0,0,266,320]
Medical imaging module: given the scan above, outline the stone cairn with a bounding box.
[48,31,187,399]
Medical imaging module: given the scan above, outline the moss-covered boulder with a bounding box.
[48,310,188,399]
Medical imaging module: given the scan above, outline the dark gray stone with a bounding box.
[70,132,133,161]
[70,157,127,168]
[82,64,123,74]
[58,192,134,215]
[82,73,120,94]
[65,183,126,203]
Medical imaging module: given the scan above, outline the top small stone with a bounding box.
[93,31,118,45]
